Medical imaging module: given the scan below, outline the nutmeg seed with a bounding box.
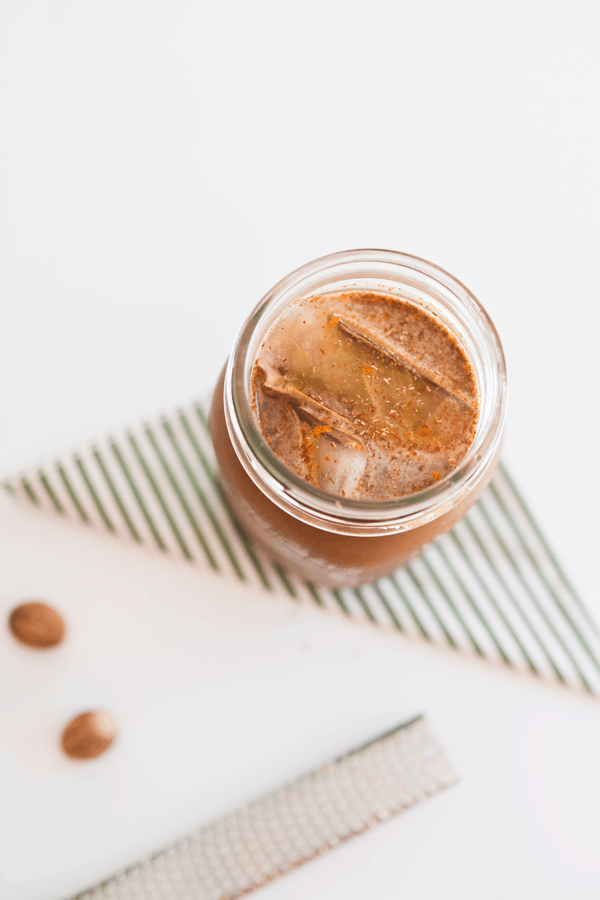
[61,711,118,760]
[9,601,66,649]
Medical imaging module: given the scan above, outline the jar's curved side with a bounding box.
[210,367,503,588]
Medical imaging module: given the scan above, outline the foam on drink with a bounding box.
[251,290,479,501]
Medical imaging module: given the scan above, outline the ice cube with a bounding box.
[315,429,367,497]
[259,366,367,497]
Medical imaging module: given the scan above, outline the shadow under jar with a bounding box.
[209,250,507,588]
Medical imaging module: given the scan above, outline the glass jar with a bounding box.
[209,250,507,587]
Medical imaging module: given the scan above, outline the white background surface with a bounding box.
[1,2,599,899]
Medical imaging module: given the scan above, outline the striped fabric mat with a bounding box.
[4,397,600,694]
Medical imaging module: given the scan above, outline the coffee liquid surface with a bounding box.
[252,291,479,501]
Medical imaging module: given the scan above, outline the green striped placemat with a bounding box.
[4,397,599,694]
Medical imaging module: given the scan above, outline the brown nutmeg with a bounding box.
[61,711,118,760]
[9,601,66,649]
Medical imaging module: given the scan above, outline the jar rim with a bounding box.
[224,249,507,535]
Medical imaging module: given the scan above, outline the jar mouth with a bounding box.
[225,249,507,535]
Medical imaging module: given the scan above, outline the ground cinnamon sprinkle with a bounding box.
[252,289,479,501]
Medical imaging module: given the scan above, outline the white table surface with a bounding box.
[1,2,599,898]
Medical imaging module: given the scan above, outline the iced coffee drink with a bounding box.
[210,251,506,586]
[252,291,478,502]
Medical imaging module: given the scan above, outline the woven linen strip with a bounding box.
[4,397,600,694]
[73,716,456,900]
